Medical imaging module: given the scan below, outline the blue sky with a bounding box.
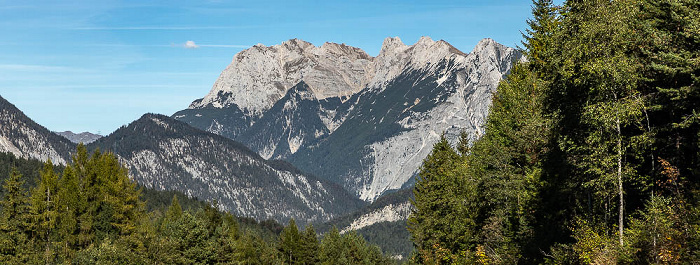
[0,0,562,135]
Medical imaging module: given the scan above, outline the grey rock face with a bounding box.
[89,114,363,224]
[175,37,523,201]
[0,95,75,164]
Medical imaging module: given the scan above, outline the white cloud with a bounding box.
[184,40,199,49]
[172,41,249,49]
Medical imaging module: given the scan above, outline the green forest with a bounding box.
[409,0,699,264]
[0,146,393,264]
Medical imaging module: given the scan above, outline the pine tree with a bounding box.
[0,168,32,263]
[166,195,183,221]
[56,165,81,260]
[408,135,472,263]
[279,219,301,264]
[30,160,60,263]
[319,227,344,265]
[638,0,700,194]
[96,151,145,237]
[523,0,559,76]
[299,225,320,264]
[457,130,470,156]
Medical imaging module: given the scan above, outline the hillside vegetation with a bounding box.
[0,147,393,264]
[409,0,700,263]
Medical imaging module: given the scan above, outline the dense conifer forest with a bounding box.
[0,147,393,264]
[409,0,700,263]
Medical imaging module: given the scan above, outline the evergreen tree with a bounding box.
[56,165,81,260]
[166,195,183,221]
[29,161,60,263]
[0,168,32,263]
[456,130,470,156]
[319,227,345,265]
[638,0,700,197]
[522,0,559,76]
[468,63,552,263]
[0,146,394,264]
[408,135,473,263]
[300,225,320,264]
[279,219,302,264]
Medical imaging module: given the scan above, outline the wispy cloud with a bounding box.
[173,41,249,49]
[0,64,86,72]
[71,25,260,30]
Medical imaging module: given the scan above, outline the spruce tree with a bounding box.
[408,135,469,263]
[166,195,183,221]
[0,168,32,263]
[300,225,320,264]
[279,219,301,264]
[30,160,60,263]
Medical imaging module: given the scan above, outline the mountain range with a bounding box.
[0,36,520,231]
[174,36,522,201]
[0,96,360,224]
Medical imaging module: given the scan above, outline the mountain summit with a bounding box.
[175,37,523,201]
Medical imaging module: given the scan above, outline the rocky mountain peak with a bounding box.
[282,38,315,50]
[414,35,434,46]
[379,36,407,55]
[189,37,500,114]
[174,36,523,202]
[471,38,508,55]
[190,38,373,114]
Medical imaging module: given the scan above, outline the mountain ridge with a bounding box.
[174,37,523,201]
[88,113,363,224]
[0,95,75,164]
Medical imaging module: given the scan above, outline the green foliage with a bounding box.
[410,0,700,264]
[279,219,302,264]
[316,188,415,259]
[0,146,392,264]
[0,168,33,264]
[409,135,478,264]
[319,227,393,265]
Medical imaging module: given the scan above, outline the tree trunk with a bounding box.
[616,109,624,246]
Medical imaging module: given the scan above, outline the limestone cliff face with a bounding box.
[189,39,373,114]
[175,37,523,202]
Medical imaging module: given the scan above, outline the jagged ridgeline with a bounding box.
[174,37,522,201]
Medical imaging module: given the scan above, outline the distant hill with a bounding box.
[55,131,102,144]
